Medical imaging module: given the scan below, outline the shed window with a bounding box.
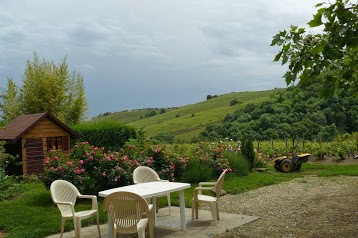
[47,136,69,151]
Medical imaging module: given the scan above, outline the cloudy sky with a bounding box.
[0,0,320,117]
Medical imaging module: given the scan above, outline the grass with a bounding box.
[93,89,285,141]
[0,182,107,238]
[1,163,357,238]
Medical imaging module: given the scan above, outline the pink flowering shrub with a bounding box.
[42,140,233,195]
[42,140,188,195]
[191,141,232,176]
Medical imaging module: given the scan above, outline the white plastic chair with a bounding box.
[103,191,154,238]
[133,166,171,214]
[192,169,228,225]
[50,180,101,238]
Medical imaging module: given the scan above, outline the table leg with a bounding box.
[152,196,157,225]
[179,190,187,230]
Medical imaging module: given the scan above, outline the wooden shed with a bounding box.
[0,112,80,175]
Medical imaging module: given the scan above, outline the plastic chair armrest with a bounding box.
[78,194,98,210]
[195,186,214,196]
[55,201,73,206]
[199,182,217,187]
[78,194,96,199]
[195,186,214,191]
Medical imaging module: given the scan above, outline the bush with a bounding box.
[181,157,215,183]
[42,141,187,195]
[0,167,23,201]
[241,139,255,169]
[152,132,176,144]
[191,141,231,177]
[224,151,250,176]
[229,99,241,106]
[72,121,137,150]
[4,154,22,176]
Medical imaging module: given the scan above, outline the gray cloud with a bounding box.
[0,0,321,117]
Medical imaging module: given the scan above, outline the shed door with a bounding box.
[25,138,44,174]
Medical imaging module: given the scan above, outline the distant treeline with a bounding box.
[200,79,358,142]
[95,106,181,118]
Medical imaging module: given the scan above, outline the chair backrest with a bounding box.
[133,166,160,184]
[103,191,149,232]
[213,169,227,198]
[50,180,79,215]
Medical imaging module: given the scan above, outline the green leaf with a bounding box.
[273,51,283,61]
[283,43,291,52]
[308,9,325,27]
[302,60,313,68]
[283,71,293,85]
[270,35,281,46]
[290,25,298,31]
[279,30,287,37]
[297,28,305,34]
[311,41,327,55]
[314,3,324,8]
[282,55,288,65]
[337,25,348,34]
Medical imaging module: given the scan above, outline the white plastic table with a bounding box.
[99,181,191,236]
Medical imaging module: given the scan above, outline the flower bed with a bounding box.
[42,140,238,195]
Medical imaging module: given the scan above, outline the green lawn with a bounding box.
[1,163,357,238]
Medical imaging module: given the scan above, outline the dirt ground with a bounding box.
[214,158,358,238]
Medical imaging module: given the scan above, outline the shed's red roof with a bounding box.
[0,112,80,144]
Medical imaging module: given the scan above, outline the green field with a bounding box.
[94,89,285,141]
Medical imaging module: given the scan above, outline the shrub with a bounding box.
[181,157,215,183]
[190,141,232,177]
[241,139,255,169]
[229,99,241,106]
[4,154,22,176]
[224,151,250,176]
[152,132,176,144]
[42,141,187,195]
[72,121,137,150]
[0,167,23,201]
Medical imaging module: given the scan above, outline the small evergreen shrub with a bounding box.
[241,138,255,169]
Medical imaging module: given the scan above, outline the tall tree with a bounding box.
[20,53,68,119]
[271,0,358,96]
[0,78,21,124]
[18,52,87,124]
[64,72,88,125]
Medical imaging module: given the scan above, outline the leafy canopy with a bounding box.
[0,53,87,125]
[271,0,358,96]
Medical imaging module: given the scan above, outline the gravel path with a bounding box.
[215,175,358,238]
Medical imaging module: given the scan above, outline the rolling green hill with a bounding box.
[92,108,176,123]
[94,89,285,141]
